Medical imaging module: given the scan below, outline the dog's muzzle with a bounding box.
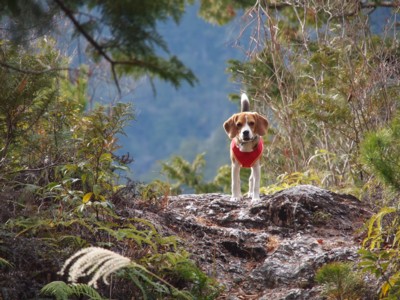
[242,130,250,141]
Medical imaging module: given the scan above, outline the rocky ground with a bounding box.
[0,184,375,299]
[133,185,373,299]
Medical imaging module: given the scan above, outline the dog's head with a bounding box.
[223,112,268,140]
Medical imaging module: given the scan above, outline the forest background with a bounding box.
[1,0,400,299]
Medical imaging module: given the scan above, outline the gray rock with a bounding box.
[151,185,373,298]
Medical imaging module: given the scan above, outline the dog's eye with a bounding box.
[248,121,255,126]
[236,122,242,128]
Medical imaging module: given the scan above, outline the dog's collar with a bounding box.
[231,137,264,168]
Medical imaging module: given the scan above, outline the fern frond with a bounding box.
[59,247,194,299]
[41,281,105,300]
[40,281,73,300]
[70,283,105,300]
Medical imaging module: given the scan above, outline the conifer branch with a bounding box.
[52,0,122,93]
[0,61,71,74]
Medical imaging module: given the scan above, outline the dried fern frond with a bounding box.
[58,247,193,299]
[58,247,131,288]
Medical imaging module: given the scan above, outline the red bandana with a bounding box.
[231,138,264,168]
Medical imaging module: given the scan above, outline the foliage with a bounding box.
[41,247,221,299]
[359,205,400,299]
[360,116,400,191]
[0,41,220,299]
[261,170,321,195]
[198,0,253,25]
[315,262,365,300]
[0,39,61,164]
[41,281,105,300]
[161,154,325,196]
[0,0,197,89]
[139,180,171,206]
[147,250,221,299]
[358,116,400,299]
[226,1,400,190]
[161,153,222,194]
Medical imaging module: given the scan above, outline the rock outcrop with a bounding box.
[155,185,372,299]
[0,184,374,299]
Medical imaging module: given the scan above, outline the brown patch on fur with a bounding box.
[223,112,269,140]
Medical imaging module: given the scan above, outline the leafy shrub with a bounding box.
[360,206,400,299]
[261,170,321,195]
[0,41,220,299]
[316,262,365,300]
[42,247,221,299]
[161,153,222,194]
[359,115,400,299]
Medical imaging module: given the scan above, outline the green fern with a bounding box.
[41,281,105,300]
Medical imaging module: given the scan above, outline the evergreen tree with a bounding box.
[0,0,197,89]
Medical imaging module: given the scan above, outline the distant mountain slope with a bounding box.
[121,3,244,182]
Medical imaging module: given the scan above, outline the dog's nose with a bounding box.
[243,130,250,136]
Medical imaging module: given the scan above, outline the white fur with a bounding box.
[231,160,261,202]
[238,115,254,143]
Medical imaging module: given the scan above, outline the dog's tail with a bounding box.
[241,93,250,112]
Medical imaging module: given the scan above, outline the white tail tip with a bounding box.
[241,93,250,112]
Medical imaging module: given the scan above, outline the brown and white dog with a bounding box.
[223,93,268,202]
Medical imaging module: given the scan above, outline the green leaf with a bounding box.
[93,184,101,197]
[99,152,112,163]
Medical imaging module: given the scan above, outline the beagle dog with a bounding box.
[223,93,268,202]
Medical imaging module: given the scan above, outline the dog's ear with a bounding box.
[254,113,269,136]
[223,116,238,139]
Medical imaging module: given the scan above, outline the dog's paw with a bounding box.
[230,195,242,202]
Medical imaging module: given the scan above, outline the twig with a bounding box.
[53,0,121,93]
[0,61,71,74]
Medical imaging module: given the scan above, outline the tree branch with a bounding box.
[0,61,71,74]
[52,0,121,93]
[52,0,113,64]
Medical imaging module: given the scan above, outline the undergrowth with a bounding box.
[0,42,221,299]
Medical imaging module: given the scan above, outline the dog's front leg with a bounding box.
[246,168,254,199]
[250,161,261,202]
[231,162,242,201]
